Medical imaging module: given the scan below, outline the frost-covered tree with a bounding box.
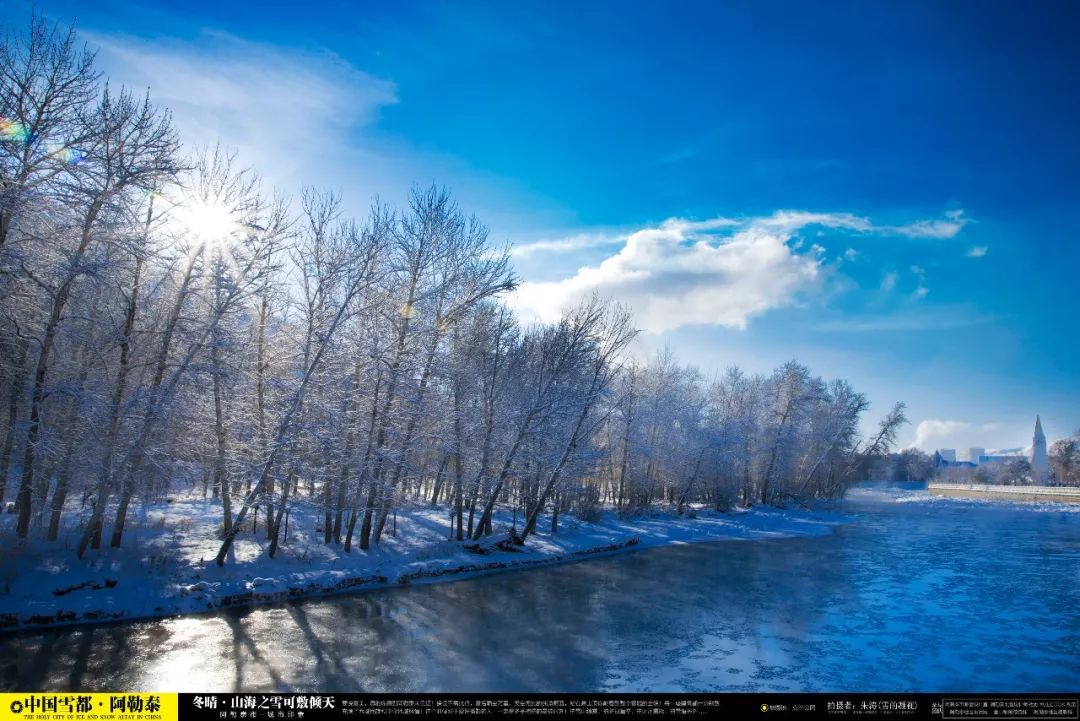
[1050,433,1080,486]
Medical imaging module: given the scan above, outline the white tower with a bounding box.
[1031,416,1049,484]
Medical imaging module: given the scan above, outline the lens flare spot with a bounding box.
[44,142,85,165]
[0,117,31,143]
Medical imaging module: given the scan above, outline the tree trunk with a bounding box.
[453,449,464,542]
[46,435,78,542]
[323,474,334,544]
[472,411,536,540]
[211,334,232,537]
[520,382,601,544]
[0,336,29,504]
[429,454,450,506]
[357,473,379,550]
[15,313,60,538]
[18,200,104,538]
[267,471,293,559]
[676,447,707,514]
[344,504,360,553]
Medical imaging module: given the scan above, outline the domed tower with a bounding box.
[1031,416,1049,484]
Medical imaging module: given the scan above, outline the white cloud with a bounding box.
[909,418,1026,454]
[509,232,622,258]
[509,207,978,333]
[510,211,840,333]
[966,245,988,258]
[888,209,970,239]
[510,218,740,259]
[86,30,398,195]
[912,419,971,450]
[909,265,929,298]
[514,210,971,261]
[757,211,871,234]
[81,28,574,237]
[813,307,1004,333]
[660,217,742,233]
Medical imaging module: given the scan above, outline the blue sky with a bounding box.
[5,0,1078,452]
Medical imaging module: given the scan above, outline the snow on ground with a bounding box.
[0,496,850,632]
[849,483,1080,512]
[892,491,1080,512]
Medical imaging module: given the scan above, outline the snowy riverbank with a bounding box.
[0,498,850,632]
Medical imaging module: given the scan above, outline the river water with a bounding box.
[2,485,1078,692]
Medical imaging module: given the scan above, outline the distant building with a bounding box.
[933,416,1051,483]
[979,454,1018,466]
[933,449,974,470]
[1031,416,1049,484]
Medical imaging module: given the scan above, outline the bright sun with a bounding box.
[171,195,243,251]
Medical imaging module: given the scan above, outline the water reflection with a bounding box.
[2,487,1078,691]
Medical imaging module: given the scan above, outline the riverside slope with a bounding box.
[0,499,849,632]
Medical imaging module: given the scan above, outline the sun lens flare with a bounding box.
[44,142,86,165]
[1,117,83,163]
[0,116,31,143]
[171,195,245,253]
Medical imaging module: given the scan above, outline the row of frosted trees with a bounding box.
[0,16,906,563]
[595,353,907,514]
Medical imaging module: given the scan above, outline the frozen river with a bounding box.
[2,484,1078,692]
